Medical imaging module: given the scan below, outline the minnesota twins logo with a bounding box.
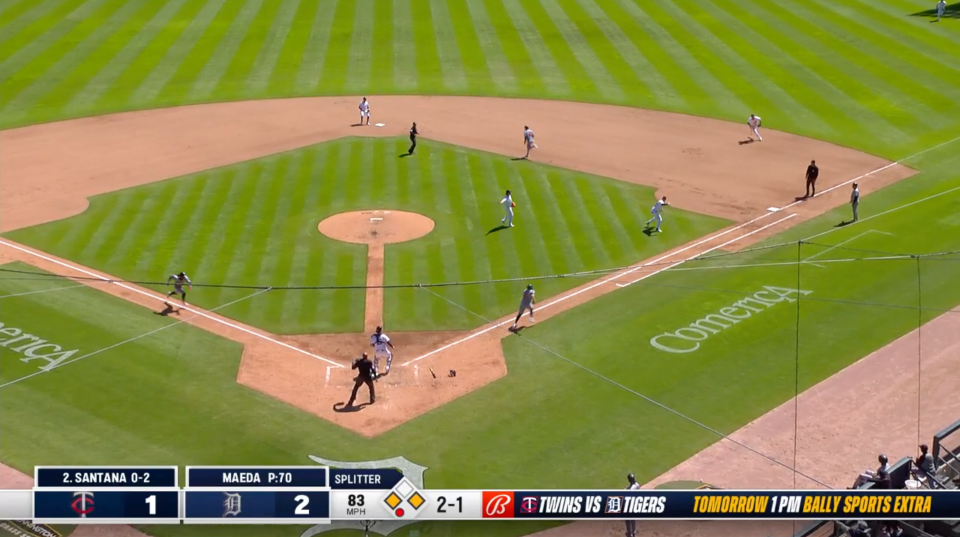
[70,492,95,517]
[520,496,539,514]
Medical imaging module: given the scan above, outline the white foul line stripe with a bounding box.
[403,212,798,366]
[0,239,343,368]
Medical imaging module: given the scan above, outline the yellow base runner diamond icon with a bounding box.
[384,492,402,509]
[407,492,425,510]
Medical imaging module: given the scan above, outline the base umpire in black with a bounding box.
[805,160,819,198]
[408,122,418,155]
[347,352,375,407]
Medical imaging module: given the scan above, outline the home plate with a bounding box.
[375,123,385,127]
[767,207,781,212]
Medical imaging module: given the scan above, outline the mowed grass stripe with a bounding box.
[316,0,356,93]
[795,0,960,85]
[0,0,116,94]
[496,0,572,96]
[428,0,469,91]
[293,0,338,92]
[368,0,395,91]
[107,177,196,272]
[64,0,189,115]
[702,0,920,142]
[211,0,284,97]
[526,167,583,274]
[191,0,268,100]
[605,0,741,118]
[275,148,321,328]
[154,171,236,282]
[294,145,340,329]
[246,0,302,94]
[462,0,517,93]
[1,0,154,122]
[515,0,602,96]
[742,0,955,127]
[0,0,40,28]
[511,166,559,279]
[837,0,960,51]
[264,0,317,94]
[409,0,443,90]
[0,0,71,48]
[0,0,88,65]
[235,159,293,323]
[391,0,418,90]
[137,178,208,279]
[127,0,227,106]
[539,0,626,101]
[571,0,681,109]
[474,0,547,95]
[344,0,375,91]
[444,0,498,93]
[655,0,841,136]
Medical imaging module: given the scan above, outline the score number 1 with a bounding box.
[437,496,462,513]
[145,495,156,515]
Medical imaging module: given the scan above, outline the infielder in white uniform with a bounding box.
[165,271,192,306]
[511,284,535,331]
[358,97,371,126]
[500,189,515,227]
[645,196,670,233]
[370,325,394,377]
[850,182,860,223]
[748,114,763,141]
[936,0,946,21]
[523,126,537,159]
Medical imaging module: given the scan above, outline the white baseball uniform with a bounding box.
[524,128,537,150]
[748,115,762,141]
[937,0,946,20]
[518,288,535,317]
[647,199,667,230]
[501,194,515,227]
[359,99,370,121]
[167,273,191,295]
[370,332,392,374]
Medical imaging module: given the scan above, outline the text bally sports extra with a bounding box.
[0,466,957,524]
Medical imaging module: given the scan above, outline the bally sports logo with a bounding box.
[482,491,514,518]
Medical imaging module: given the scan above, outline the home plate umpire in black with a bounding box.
[347,352,375,407]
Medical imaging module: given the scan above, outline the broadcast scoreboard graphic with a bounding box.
[0,466,954,523]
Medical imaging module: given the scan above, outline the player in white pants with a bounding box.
[358,97,371,126]
[500,189,515,227]
[645,196,670,232]
[511,284,536,331]
[748,114,762,141]
[523,126,537,159]
[936,0,946,21]
[370,325,394,377]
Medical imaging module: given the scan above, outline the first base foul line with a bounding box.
[0,239,343,368]
[403,210,797,366]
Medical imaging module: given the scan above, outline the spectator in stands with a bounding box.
[914,444,935,475]
[880,522,904,537]
[848,520,871,537]
[852,454,890,488]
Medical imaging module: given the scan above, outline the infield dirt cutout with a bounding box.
[3,96,954,517]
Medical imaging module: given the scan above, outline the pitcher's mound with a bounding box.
[318,210,434,245]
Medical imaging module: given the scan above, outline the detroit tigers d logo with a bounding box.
[300,454,429,537]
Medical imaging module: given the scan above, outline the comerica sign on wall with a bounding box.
[650,286,813,354]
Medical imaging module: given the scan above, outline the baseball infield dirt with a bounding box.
[2,96,943,530]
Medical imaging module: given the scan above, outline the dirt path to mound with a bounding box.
[0,93,923,493]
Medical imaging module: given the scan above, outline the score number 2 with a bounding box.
[437,496,462,513]
[294,495,310,515]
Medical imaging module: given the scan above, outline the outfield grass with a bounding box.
[3,137,728,334]
[1,0,959,160]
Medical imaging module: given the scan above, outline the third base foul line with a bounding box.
[0,239,342,368]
